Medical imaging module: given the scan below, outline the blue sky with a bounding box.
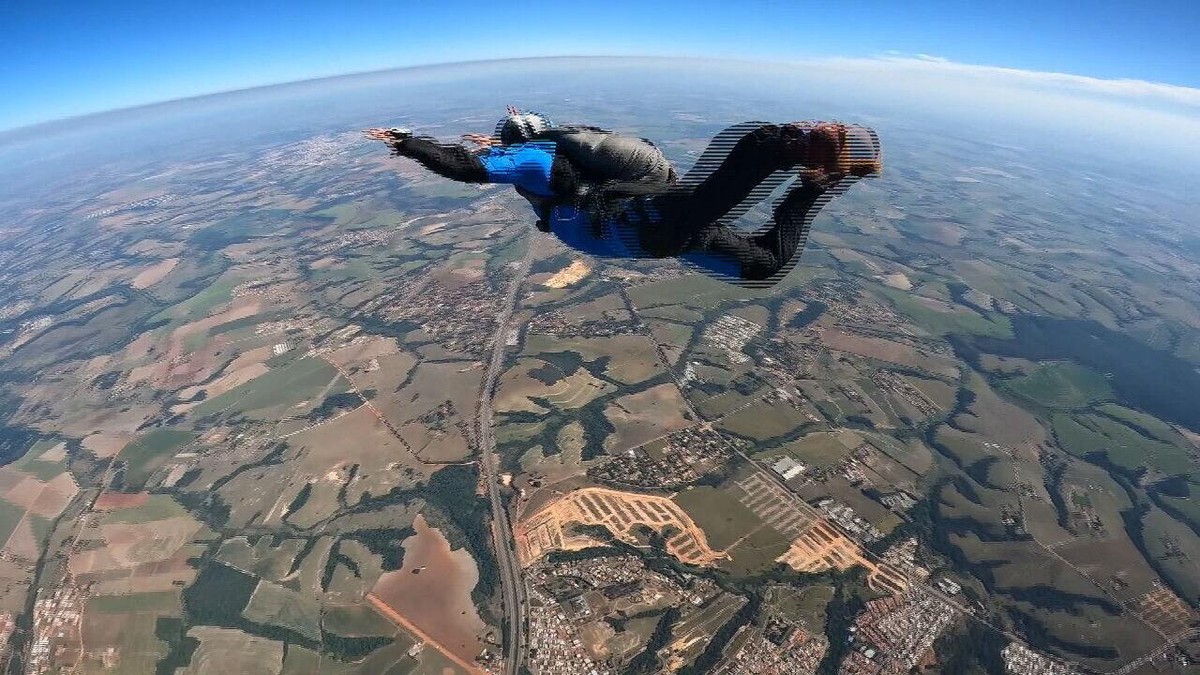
[2,0,1198,131]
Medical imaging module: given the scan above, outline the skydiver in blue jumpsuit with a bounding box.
[365,108,881,287]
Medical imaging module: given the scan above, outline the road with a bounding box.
[477,251,534,675]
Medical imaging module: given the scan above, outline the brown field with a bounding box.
[370,515,488,669]
[525,334,663,385]
[341,351,419,400]
[516,487,724,567]
[173,363,270,413]
[927,221,965,246]
[828,248,883,272]
[542,259,591,288]
[957,373,1047,447]
[126,299,263,389]
[819,329,959,379]
[326,336,402,370]
[1135,587,1197,636]
[732,473,816,539]
[382,360,482,463]
[131,258,180,289]
[603,384,691,453]
[68,516,204,576]
[777,520,908,595]
[94,491,150,511]
[177,626,284,675]
[880,273,913,290]
[0,470,77,518]
[39,442,68,461]
[496,358,615,414]
[3,476,47,509]
[249,405,434,521]
[561,293,629,324]
[901,375,957,410]
[29,477,76,517]
[5,516,40,559]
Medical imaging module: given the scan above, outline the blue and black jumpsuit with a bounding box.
[387,124,845,285]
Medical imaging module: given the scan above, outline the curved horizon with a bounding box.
[5,52,1199,142]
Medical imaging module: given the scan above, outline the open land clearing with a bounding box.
[495,357,615,414]
[777,520,907,594]
[369,515,488,673]
[217,405,431,529]
[602,384,691,452]
[516,487,724,567]
[541,259,591,288]
[818,329,959,379]
[177,626,284,675]
[523,334,663,385]
[371,359,482,463]
[69,494,210,594]
[130,257,180,289]
[0,441,79,561]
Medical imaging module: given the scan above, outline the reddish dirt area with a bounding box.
[94,491,150,511]
[370,515,487,668]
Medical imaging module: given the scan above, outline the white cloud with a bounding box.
[862,54,1200,110]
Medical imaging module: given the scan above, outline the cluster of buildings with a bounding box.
[382,279,503,357]
[880,538,931,584]
[704,314,763,364]
[721,620,828,675]
[526,308,641,338]
[526,555,725,674]
[588,426,733,489]
[815,497,885,545]
[1002,642,1081,675]
[311,226,395,255]
[83,193,178,220]
[840,591,958,674]
[868,369,941,418]
[27,579,87,674]
[753,338,820,381]
[526,582,613,675]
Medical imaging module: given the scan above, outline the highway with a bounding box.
[477,250,533,675]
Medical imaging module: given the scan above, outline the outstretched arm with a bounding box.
[366,128,489,183]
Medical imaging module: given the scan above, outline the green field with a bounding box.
[932,427,998,469]
[876,285,1012,338]
[627,274,760,310]
[152,277,239,325]
[722,526,792,577]
[242,580,322,641]
[674,486,764,551]
[716,400,811,443]
[9,439,68,479]
[280,645,329,675]
[1004,362,1114,408]
[323,604,397,637]
[779,432,859,470]
[189,357,342,419]
[1052,414,1193,476]
[102,494,191,525]
[1095,404,1188,444]
[0,500,25,547]
[89,590,182,614]
[773,584,835,630]
[115,613,171,675]
[119,429,196,489]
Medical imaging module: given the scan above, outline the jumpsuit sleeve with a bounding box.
[477,142,558,197]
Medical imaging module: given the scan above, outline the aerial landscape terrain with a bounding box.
[0,59,1196,675]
